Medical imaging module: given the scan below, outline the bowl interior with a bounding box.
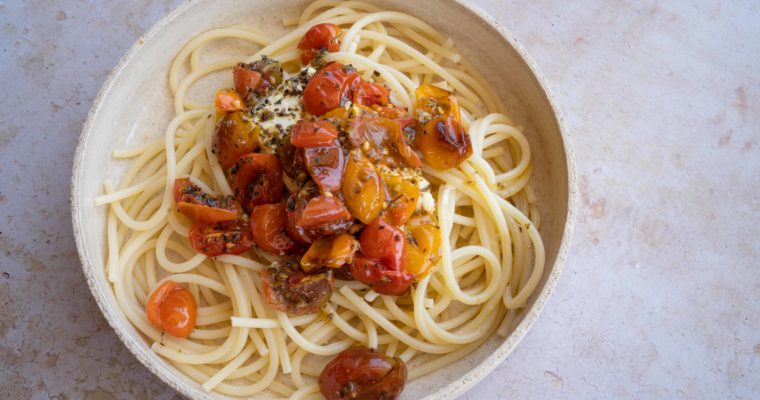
[72,0,573,399]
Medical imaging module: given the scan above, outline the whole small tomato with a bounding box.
[298,23,342,64]
[146,280,197,338]
[319,347,407,400]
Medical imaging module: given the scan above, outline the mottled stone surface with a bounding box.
[0,0,758,399]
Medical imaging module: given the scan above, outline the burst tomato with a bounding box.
[261,260,333,315]
[231,153,283,212]
[300,234,359,272]
[303,142,345,194]
[172,178,242,223]
[286,184,354,244]
[382,174,419,227]
[349,117,421,168]
[297,23,342,64]
[352,81,389,108]
[350,218,412,295]
[416,114,472,170]
[232,63,262,100]
[290,119,339,147]
[405,224,441,280]
[146,280,197,338]
[215,89,245,112]
[249,203,300,255]
[303,62,356,116]
[188,221,254,257]
[342,153,385,224]
[319,347,407,400]
[212,111,260,169]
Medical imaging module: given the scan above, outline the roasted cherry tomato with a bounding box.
[303,62,356,116]
[188,221,254,257]
[349,117,421,168]
[231,153,284,212]
[300,234,359,272]
[342,153,385,224]
[417,114,472,170]
[261,260,333,315]
[360,218,406,272]
[382,174,419,227]
[247,56,283,97]
[232,63,262,100]
[350,253,413,296]
[173,178,242,223]
[212,111,260,169]
[146,280,197,338]
[303,142,345,194]
[286,184,354,244]
[319,346,407,400]
[352,80,389,108]
[278,136,308,180]
[290,119,339,147]
[215,89,245,112]
[250,203,300,255]
[405,224,441,279]
[298,23,342,64]
[414,84,461,120]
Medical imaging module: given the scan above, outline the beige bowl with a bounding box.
[71,0,576,398]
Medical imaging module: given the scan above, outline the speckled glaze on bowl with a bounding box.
[71,0,576,398]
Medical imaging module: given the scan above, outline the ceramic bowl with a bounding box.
[71,0,576,398]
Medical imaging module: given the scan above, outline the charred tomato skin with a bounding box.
[319,347,407,400]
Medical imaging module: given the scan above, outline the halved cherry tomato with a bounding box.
[350,253,413,296]
[303,62,356,116]
[301,234,359,272]
[349,117,421,168]
[215,89,245,112]
[278,136,308,180]
[286,185,354,244]
[261,260,333,315]
[290,119,339,147]
[212,111,260,169]
[231,153,283,212]
[382,174,419,227]
[247,57,284,97]
[233,63,262,100]
[405,224,441,280]
[352,81,389,108]
[173,178,242,223]
[319,347,407,400]
[416,114,472,170]
[342,153,385,224]
[298,23,342,64]
[414,84,461,121]
[303,142,345,194]
[146,280,197,338]
[250,203,300,255]
[359,217,406,273]
[188,221,254,256]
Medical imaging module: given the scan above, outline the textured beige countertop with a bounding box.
[1,0,758,399]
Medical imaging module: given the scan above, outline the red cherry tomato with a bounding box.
[249,203,300,255]
[146,280,198,338]
[303,62,356,116]
[350,217,412,295]
[232,63,262,100]
[352,81,389,108]
[261,260,334,315]
[290,119,339,147]
[285,184,320,245]
[212,111,259,170]
[298,23,342,64]
[285,184,354,245]
[278,137,308,181]
[231,153,284,212]
[303,142,345,194]
[215,89,245,112]
[172,178,242,223]
[319,347,407,400]
[188,221,254,256]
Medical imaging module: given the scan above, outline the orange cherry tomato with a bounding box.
[261,260,333,315]
[173,178,242,223]
[230,153,284,212]
[342,153,385,224]
[300,234,359,272]
[414,84,461,120]
[233,63,262,100]
[290,119,339,147]
[352,80,389,108]
[215,89,245,112]
[249,203,300,255]
[416,114,472,170]
[212,111,260,169]
[382,174,419,227]
[303,62,356,116]
[405,224,441,280]
[319,347,407,400]
[349,117,421,168]
[303,142,345,194]
[146,280,197,338]
[188,221,254,256]
[298,23,342,64]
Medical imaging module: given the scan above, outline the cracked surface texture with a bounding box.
[1,0,758,398]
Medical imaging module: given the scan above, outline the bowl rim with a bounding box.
[70,0,577,399]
